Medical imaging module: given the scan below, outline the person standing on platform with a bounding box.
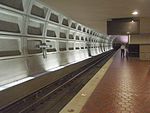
[121,44,125,58]
[125,45,129,60]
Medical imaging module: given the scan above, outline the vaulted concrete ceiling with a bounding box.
[40,0,150,34]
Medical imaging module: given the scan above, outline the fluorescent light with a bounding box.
[127,32,130,34]
[132,11,138,15]
[131,20,135,23]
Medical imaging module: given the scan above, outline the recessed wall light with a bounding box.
[132,11,138,15]
[127,32,130,34]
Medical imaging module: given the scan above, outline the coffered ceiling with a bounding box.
[40,0,150,34]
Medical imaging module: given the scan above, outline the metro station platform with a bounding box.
[60,50,150,113]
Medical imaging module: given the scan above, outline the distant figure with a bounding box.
[125,46,129,60]
[121,44,125,58]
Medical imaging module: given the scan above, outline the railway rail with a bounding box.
[0,50,115,113]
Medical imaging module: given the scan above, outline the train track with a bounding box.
[0,50,115,113]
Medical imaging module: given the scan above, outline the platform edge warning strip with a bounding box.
[59,55,114,113]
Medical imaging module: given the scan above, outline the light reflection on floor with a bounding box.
[0,77,34,91]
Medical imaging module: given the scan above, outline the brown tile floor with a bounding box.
[80,51,150,113]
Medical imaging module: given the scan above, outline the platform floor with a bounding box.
[80,51,150,113]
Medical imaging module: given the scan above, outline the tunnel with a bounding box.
[0,0,150,113]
